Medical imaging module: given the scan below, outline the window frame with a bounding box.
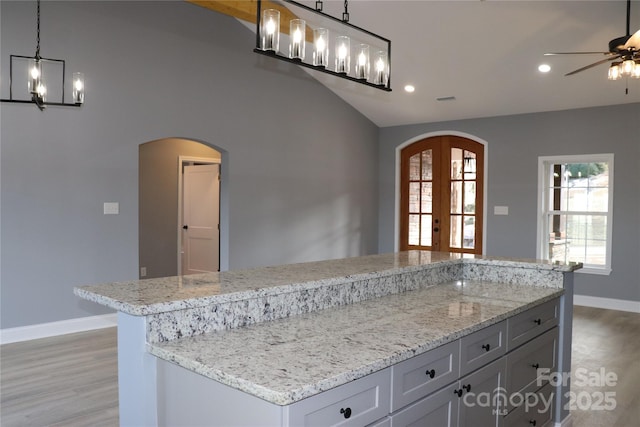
[536,153,614,275]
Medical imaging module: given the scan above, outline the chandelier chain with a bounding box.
[35,0,41,60]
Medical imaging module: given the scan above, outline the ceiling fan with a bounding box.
[544,0,640,79]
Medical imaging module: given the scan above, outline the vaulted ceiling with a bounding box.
[191,0,640,127]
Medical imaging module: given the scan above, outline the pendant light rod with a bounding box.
[342,0,349,23]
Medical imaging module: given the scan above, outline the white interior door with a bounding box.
[182,164,220,275]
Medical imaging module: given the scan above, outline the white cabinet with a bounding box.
[457,358,506,427]
[391,341,459,412]
[503,383,554,427]
[390,358,506,427]
[507,299,558,351]
[156,298,561,427]
[389,383,460,427]
[286,369,391,427]
[459,321,506,376]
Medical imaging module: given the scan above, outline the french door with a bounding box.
[400,136,484,254]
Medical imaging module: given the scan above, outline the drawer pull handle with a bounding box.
[340,407,352,419]
[482,344,491,352]
[529,421,537,426]
[532,363,540,370]
[426,369,436,378]
[463,384,471,392]
[454,389,464,397]
[534,318,542,325]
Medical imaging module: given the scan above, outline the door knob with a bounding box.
[182,225,189,230]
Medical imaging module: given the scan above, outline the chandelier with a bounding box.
[253,0,392,91]
[1,0,85,111]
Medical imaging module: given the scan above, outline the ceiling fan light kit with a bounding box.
[1,0,85,111]
[545,0,639,82]
[254,0,391,91]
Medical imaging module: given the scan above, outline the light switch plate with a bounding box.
[104,202,119,215]
[494,206,509,215]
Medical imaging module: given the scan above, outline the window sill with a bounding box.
[576,267,612,276]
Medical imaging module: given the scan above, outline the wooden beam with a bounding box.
[187,0,313,40]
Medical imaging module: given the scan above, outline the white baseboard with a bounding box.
[574,295,640,313]
[554,413,572,427]
[0,313,117,345]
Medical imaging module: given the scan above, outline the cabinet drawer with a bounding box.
[503,383,554,427]
[391,340,459,411]
[367,417,391,427]
[507,299,559,351]
[460,321,507,376]
[505,327,558,411]
[286,368,391,427]
[389,383,460,427]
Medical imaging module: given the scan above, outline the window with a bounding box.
[537,154,613,274]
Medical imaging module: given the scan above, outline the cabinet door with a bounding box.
[389,383,459,427]
[505,327,558,411]
[391,340,460,411]
[286,369,391,427]
[503,383,554,427]
[457,357,506,427]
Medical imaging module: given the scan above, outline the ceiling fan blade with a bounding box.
[565,55,621,76]
[544,52,611,56]
[624,29,640,49]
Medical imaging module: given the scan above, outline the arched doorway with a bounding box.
[139,138,226,278]
[399,134,485,254]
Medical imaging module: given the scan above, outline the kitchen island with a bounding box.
[75,251,581,427]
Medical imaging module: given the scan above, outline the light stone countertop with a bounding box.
[74,251,579,316]
[148,279,564,406]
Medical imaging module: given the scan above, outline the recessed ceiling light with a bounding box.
[538,64,551,73]
[404,84,415,93]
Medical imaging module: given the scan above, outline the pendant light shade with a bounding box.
[289,19,305,60]
[261,9,280,52]
[335,36,350,74]
[608,62,622,80]
[313,28,329,67]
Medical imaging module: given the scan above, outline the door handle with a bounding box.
[182,225,188,230]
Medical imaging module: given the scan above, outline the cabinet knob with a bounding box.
[482,343,491,352]
[425,369,435,378]
[533,318,542,325]
[463,384,471,392]
[434,227,439,232]
[340,407,352,419]
[454,389,464,397]
[532,363,540,370]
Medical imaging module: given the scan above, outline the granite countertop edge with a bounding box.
[74,254,579,316]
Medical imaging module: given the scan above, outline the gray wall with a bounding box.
[139,138,222,279]
[378,103,640,302]
[1,1,379,328]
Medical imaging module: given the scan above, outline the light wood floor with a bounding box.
[1,306,638,426]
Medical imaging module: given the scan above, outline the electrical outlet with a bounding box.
[140,267,147,277]
[494,206,509,215]
[103,202,119,215]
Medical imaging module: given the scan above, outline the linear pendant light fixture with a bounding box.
[1,0,85,111]
[254,0,391,91]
